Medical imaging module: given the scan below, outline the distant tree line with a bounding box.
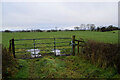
[96,25,119,32]
[20,29,43,32]
[3,29,74,32]
[74,24,96,31]
[3,25,119,32]
[4,29,43,32]
[74,24,119,32]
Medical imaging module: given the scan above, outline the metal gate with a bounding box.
[9,37,73,59]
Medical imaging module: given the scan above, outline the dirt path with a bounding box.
[27,56,88,78]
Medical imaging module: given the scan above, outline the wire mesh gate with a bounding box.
[9,38,73,59]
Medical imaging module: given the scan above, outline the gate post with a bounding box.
[12,38,16,58]
[72,35,75,56]
[9,40,12,52]
[77,41,80,56]
[54,38,56,56]
[33,39,36,57]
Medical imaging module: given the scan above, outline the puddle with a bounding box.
[51,49,61,56]
[27,49,41,58]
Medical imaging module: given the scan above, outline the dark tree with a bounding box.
[96,27,100,31]
[4,30,11,32]
[100,27,106,32]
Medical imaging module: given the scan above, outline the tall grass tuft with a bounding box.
[81,40,120,73]
[2,46,18,79]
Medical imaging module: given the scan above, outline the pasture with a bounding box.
[2,30,120,78]
[2,30,118,47]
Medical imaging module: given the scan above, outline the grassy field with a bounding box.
[2,30,120,78]
[2,30,118,47]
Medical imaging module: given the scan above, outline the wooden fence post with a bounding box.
[9,40,12,52]
[72,35,75,56]
[33,39,36,57]
[77,41,80,56]
[54,38,56,56]
[12,38,16,58]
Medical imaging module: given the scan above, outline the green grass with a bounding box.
[2,30,118,59]
[2,30,119,47]
[14,56,120,78]
[2,30,120,78]
[13,59,29,78]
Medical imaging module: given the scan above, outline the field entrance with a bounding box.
[9,38,72,59]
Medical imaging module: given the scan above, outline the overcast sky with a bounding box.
[2,2,118,30]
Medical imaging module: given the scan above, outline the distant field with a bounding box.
[2,30,119,47]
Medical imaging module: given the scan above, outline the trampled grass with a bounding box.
[14,56,120,78]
